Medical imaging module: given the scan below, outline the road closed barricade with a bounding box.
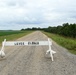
[0,38,56,61]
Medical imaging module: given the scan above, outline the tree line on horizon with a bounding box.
[21,23,76,38]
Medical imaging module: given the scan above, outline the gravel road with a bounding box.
[0,31,76,75]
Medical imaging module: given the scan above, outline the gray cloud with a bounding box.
[7,2,17,7]
[0,0,76,30]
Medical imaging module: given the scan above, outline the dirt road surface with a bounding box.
[0,31,76,75]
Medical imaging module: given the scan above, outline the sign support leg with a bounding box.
[46,38,56,61]
[0,39,6,58]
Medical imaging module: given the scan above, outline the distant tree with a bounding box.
[56,26,62,34]
[69,23,76,38]
[21,29,25,31]
[32,27,37,30]
[26,28,31,30]
[44,23,76,38]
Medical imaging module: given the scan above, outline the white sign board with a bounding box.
[4,41,52,46]
[0,38,56,61]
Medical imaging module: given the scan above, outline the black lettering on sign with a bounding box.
[28,42,31,45]
[28,42,39,45]
[14,42,24,45]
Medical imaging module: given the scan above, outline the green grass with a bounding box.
[0,30,33,45]
[43,31,76,55]
[0,30,24,36]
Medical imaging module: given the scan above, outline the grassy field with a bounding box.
[43,31,76,55]
[0,30,33,45]
[0,30,24,36]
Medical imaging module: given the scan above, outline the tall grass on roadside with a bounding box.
[43,31,76,54]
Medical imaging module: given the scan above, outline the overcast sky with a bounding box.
[0,0,76,30]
